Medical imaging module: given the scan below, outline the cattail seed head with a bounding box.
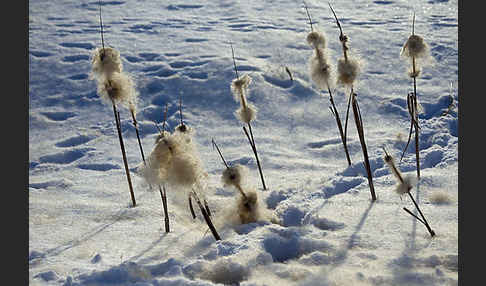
[394,176,414,195]
[337,57,360,87]
[91,47,123,79]
[155,130,171,144]
[231,74,252,93]
[401,34,429,59]
[309,48,332,90]
[235,104,257,124]
[97,72,136,107]
[306,31,326,50]
[167,152,205,187]
[222,164,248,189]
[237,190,259,224]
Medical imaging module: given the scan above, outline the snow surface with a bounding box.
[29,0,458,285]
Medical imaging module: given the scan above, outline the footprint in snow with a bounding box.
[55,135,94,148]
[41,111,77,121]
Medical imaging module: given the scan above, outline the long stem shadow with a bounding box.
[333,201,375,267]
[40,206,132,261]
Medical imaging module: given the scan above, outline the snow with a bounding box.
[29,0,458,285]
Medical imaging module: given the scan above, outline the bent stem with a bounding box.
[243,124,267,190]
[113,104,136,207]
[327,86,352,166]
[351,93,376,201]
[191,190,221,241]
[400,92,420,179]
[403,192,435,237]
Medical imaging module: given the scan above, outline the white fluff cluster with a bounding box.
[90,46,138,109]
[140,129,207,192]
[336,56,361,87]
[401,35,429,60]
[90,47,123,79]
[96,72,137,107]
[400,34,431,78]
[230,74,257,124]
[222,164,249,189]
[307,31,333,91]
[306,31,326,50]
[218,164,274,225]
[393,175,415,195]
[384,153,415,195]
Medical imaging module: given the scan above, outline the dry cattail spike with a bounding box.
[237,191,259,224]
[309,45,332,91]
[91,47,123,79]
[306,31,326,50]
[337,57,361,87]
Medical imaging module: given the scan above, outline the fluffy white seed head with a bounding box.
[235,104,257,124]
[167,152,206,188]
[393,175,415,195]
[222,164,249,189]
[309,48,333,90]
[154,130,171,145]
[237,190,260,224]
[337,57,361,87]
[90,47,123,79]
[231,74,252,93]
[96,72,137,107]
[306,31,326,50]
[401,34,429,59]
[231,74,252,105]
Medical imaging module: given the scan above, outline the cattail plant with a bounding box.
[329,3,376,201]
[383,148,435,237]
[229,43,267,191]
[90,0,136,207]
[139,103,220,240]
[399,13,431,179]
[303,1,351,166]
[212,139,272,225]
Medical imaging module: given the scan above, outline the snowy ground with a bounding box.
[29,0,458,285]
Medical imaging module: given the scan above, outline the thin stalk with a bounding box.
[303,1,314,32]
[230,42,239,80]
[192,191,221,241]
[130,110,146,164]
[113,104,136,207]
[243,125,267,190]
[212,138,229,169]
[189,195,196,219]
[329,3,348,61]
[159,185,170,232]
[405,192,435,237]
[343,87,353,150]
[98,0,105,53]
[327,85,352,166]
[351,93,376,201]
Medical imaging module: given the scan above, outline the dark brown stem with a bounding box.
[113,104,136,207]
[212,138,229,169]
[243,124,267,190]
[303,1,314,32]
[351,93,376,201]
[406,192,435,237]
[159,185,170,232]
[327,86,352,166]
[192,191,221,241]
[189,195,196,219]
[329,3,348,61]
[230,42,239,80]
[343,87,353,148]
[130,110,146,164]
[98,0,105,53]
